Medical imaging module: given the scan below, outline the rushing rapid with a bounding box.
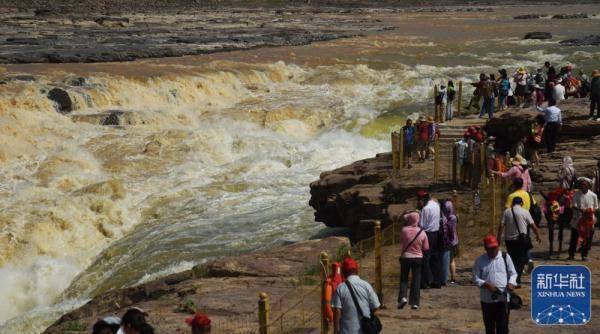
[1,5,600,333]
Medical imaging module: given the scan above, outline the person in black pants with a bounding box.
[590,70,600,120]
[537,99,562,153]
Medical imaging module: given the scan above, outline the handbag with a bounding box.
[502,252,523,310]
[511,207,533,250]
[345,281,382,334]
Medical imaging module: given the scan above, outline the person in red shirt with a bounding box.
[416,116,430,162]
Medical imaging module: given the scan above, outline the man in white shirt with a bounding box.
[473,235,518,334]
[552,82,566,101]
[537,99,562,153]
[332,258,381,334]
[568,177,599,261]
[417,190,443,289]
[497,196,541,284]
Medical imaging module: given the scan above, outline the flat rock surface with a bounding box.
[0,9,396,64]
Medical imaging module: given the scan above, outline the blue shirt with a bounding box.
[473,251,518,303]
[403,125,415,145]
[419,200,441,232]
[331,275,380,334]
[537,105,562,125]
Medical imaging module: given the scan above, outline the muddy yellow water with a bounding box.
[1,5,599,333]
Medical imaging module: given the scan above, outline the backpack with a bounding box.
[447,88,456,101]
[481,81,493,98]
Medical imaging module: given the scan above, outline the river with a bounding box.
[1,4,599,333]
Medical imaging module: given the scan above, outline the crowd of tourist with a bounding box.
[460,63,600,120]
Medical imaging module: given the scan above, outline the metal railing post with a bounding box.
[374,220,383,303]
[452,189,459,216]
[258,293,270,334]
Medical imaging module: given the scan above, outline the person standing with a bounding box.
[528,115,545,166]
[493,154,532,192]
[417,190,443,289]
[568,178,599,261]
[332,258,381,334]
[537,99,562,153]
[513,67,529,107]
[479,75,495,119]
[558,156,576,190]
[473,235,518,334]
[441,200,459,285]
[416,116,429,162]
[185,313,212,334]
[398,211,429,310]
[497,197,541,284]
[497,69,510,111]
[578,70,591,98]
[466,73,486,112]
[436,84,448,122]
[402,119,416,168]
[552,81,566,101]
[446,80,456,121]
[590,70,600,120]
[456,133,471,185]
[505,178,536,211]
[427,116,440,159]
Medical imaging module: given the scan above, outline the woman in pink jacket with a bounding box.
[492,154,532,191]
[398,211,429,310]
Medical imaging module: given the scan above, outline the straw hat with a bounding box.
[518,67,526,74]
[510,154,527,166]
[427,116,434,122]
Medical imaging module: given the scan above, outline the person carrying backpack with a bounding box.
[479,75,495,119]
[446,81,456,121]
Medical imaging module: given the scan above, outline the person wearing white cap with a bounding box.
[568,177,599,261]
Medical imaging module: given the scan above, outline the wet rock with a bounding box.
[524,32,552,40]
[199,237,349,277]
[102,111,121,126]
[68,77,86,86]
[552,13,588,19]
[94,16,131,28]
[47,88,73,114]
[560,35,600,46]
[514,14,542,19]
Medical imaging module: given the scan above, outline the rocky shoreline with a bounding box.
[43,236,349,333]
[1,0,596,64]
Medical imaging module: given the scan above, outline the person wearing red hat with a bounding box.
[473,235,517,334]
[332,258,381,334]
[185,313,211,334]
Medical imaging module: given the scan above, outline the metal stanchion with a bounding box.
[319,252,330,334]
[457,81,463,118]
[374,221,383,304]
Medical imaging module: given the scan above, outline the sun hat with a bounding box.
[419,115,427,122]
[518,67,526,74]
[427,116,434,122]
[510,154,527,166]
[483,235,499,248]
